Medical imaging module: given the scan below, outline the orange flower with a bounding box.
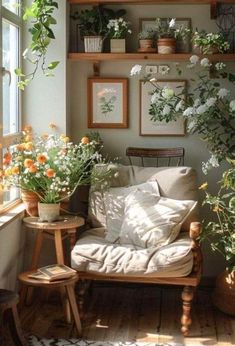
[4,152,12,163]
[45,168,55,178]
[24,159,34,168]
[0,143,2,149]
[16,143,25,151]
[28,164,37,173]
[37,154,47,164]
[41,133,49,140]
[81,136,90,145]
[25,142,33,151]
[23,125,32,133]
[49,122,57,129]
[11,166,20,175]
[25,134,33,142]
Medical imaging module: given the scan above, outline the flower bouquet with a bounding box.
[1,126,114,221]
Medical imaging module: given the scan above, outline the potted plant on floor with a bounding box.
[138,29,156,52]
[107,17,132,53]
[200,166,235,315]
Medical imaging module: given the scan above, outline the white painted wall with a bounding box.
[0,216,25,290]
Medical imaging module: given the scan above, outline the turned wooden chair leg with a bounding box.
[181,285,194,336]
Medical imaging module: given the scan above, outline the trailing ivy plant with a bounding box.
[15,0,59,90]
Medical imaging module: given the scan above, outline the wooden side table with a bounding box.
[21,216,84,321]
[0,289,28,345]
[18,272,82,337]
[23,216,84,268]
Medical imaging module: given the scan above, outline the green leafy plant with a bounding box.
[138,29,155,40]
[107,18,132,39]
[192,31,230,54]
[15,0,60,90]
[155,18,190,39]
[200,164,235,272]
[71,6,126,37]
[100,96,116,115]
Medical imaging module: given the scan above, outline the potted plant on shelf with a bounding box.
[192,31,230,54]
[107,17,132,53]
[155,18,190,54]
[138,29,156,53]
[71,7,126,53]
[1,125,115,221]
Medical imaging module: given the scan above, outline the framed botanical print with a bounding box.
[140,80,186,136]
[139,17,192,53]
[88,78,128,128]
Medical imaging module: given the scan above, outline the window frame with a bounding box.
[0,1,22,213]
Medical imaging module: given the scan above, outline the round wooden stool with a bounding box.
[0,289,27,346]
[18,271,82,337]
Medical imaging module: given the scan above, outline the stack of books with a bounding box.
[28,264,77,281]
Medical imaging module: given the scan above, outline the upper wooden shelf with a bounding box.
[68,53,235,62]
[68,0,235,4]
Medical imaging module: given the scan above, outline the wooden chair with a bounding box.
[126,147,185,167]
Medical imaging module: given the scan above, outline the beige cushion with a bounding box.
[120,189,197,248]
[104,181,160,243]
[88,165,199,230]
[71,228,193,277]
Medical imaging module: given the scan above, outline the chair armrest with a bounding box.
[189,222,203,275]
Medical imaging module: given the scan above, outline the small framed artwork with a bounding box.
[88,78,128,128]
[140,79,186,136]
[139,17,192,53]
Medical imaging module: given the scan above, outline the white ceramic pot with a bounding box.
[84,36,103,53]
[38,202,60,222]
[110,39,126,53]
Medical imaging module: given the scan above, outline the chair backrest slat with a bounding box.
[126,147,185,167]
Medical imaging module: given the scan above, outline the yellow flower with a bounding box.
[49,122,57,129]
[60,134,66,140]
[25,142,34,151]
[62,136,70,143]
[5,168,12,176]
[199,182,208,190]
[25,134,33,142]
[41,133,49,140]
[16,143,25,151]
[213,206,223,213]
[81,136,90,145]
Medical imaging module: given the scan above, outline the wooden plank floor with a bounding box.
[18,283,235,345]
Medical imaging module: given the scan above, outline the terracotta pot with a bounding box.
[157,38,176,54]
[21,190,40,216]
[213,270,235,316]
[139,39,154,49]
[38,202,60,222]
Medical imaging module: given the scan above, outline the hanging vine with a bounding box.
[16,0,59,90]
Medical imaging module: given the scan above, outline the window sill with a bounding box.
[0,203,25,231]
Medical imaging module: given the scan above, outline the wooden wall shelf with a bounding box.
[68,53,235,62]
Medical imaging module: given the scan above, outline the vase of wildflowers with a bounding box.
[1,125,114,220]
[107,17,132,53]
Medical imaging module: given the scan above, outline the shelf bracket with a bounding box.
[93,61,100,77]
[210,1,218,19]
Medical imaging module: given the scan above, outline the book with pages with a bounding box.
[28,264,77,281]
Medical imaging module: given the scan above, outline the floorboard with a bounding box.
[18,282,235,346]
